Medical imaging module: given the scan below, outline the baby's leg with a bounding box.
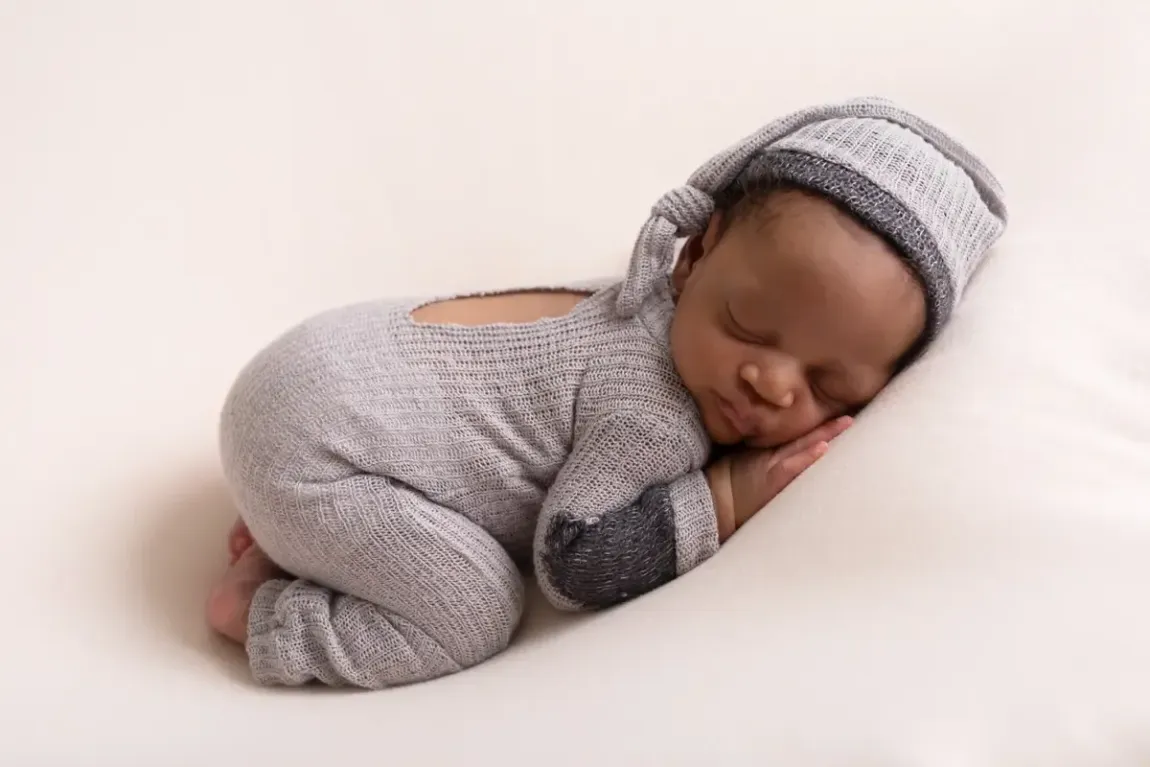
[218,473,525,689]
[210,304,523,688]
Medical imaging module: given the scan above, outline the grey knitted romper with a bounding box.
[220,278,717,688]
[218,97,1007,689]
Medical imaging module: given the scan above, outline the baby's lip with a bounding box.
[717,395,759,439]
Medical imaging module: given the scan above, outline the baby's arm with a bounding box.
[533,412,853,612]
[532,408,720,612]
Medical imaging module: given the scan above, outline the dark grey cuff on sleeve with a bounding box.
[540,484,677,610]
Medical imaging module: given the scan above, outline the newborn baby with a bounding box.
[207,97,1007,688]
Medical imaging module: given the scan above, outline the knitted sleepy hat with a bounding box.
[617,96,1008,344]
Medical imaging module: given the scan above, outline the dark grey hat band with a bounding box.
[745,149,955,336]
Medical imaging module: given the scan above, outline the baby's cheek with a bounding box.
[672,323,721,385]
[705,332,745,375]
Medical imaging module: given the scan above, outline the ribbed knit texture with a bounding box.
[219,96,1007,690]
[617,96,1008,342]
[219,278,716,689]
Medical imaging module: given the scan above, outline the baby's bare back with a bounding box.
[410,289,590,326]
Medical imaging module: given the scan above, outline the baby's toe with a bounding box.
[206,580,247,643]
[227,518,253,564]
[206,547,273,644]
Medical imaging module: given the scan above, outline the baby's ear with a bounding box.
[670,235,703,293]
[671,212,724,292]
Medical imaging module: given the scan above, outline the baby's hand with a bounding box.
[706,416,853,542]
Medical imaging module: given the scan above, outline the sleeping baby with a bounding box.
[206,97,1007,688]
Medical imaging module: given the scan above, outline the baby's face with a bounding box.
[669,189,927,448]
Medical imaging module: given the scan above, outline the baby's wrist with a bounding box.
[705,460,737,543]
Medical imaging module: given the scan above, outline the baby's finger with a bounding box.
[762,440,830,499]
[815,415,853,443]
[775,416,852,461]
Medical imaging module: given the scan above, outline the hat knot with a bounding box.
[651,185,714,234]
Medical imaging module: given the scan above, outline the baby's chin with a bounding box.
[744,434,786,449]
[698,407,741,446]
[702,421,785,450]
[706,431,742,447]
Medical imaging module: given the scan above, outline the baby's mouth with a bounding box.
[715,395,758,440]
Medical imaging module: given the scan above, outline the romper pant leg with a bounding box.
[233,471,525,688]
[216,306,525,688]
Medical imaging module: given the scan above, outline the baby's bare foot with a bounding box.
[227,518,254,564]
[206,545,282,644]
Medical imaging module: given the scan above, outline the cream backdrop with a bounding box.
[2,1,1149,764]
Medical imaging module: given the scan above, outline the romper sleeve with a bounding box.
[532,407,720,612]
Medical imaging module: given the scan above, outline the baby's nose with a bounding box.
[740,362,795,409]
